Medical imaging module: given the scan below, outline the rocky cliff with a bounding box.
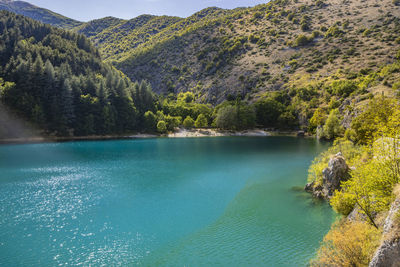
[370,197,400,267]
[305,152,350,199]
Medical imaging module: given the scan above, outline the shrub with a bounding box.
[393,81,400,90]
[325,26,343,38]
[311,221,381,267]
[293,34,313,47]
[330,80,357,97]
[248,34,260,43]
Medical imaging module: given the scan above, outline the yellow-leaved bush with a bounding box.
[311,221,381,267]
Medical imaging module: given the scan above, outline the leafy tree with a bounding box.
[323,109,343,140]
[177,92,195,103]
[157,120,167,133]
[309,108,327,132]
[215,105,237,130]
[165,115,182,131]
[351,96,396,144]
[331,157,397,228]
[255,97,284,127]
[195,114,208,128]
[144,111,157,132]
[183,116,195,128]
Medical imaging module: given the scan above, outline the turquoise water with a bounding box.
[0,137,335,266]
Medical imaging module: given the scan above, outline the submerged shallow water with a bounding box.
[0,137,334,266]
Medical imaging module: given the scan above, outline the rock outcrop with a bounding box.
[369,198,400,267]
[305,152,350,199]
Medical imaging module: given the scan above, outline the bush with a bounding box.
[293,34,313,47]
[195,114,208,128]
[325,26,343,38]
[330,80,357,97]
[248,34,260,43]
[157,120,167,133]
[311,221,381,267]
[183,116,195,128]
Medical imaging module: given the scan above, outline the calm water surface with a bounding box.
[0,137,335,266]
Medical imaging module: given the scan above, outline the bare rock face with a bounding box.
[305,152,350,199]
[322,152,350,197]
[369,199,400,267]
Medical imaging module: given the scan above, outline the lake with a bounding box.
[0,137,335,266]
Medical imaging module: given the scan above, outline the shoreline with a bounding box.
[0,129,307,145]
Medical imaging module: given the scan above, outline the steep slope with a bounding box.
[0,0,82,29]
[80,7,234,62]
[74,16,126,38]
[88,14,182,61]
[108,0,400,104]
[0,11,148,137]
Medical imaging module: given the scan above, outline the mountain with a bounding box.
[84,14,183,61]
[105,0,400,103]
[74,16,126,38]
[0,0,82,29]
[1,0,399,106]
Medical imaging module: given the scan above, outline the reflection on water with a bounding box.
[0,137,334,266]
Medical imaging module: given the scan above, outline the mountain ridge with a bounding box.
[0,0,83,29]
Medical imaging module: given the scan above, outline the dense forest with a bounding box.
[0,11,156,137]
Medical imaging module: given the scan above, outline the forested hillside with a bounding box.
[78,8,234,62]
[0,11,156,137]
[0,0,82,29]
[57,0,398,107]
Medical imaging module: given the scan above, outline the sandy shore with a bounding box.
[0,129,302,144]
[168,129,271,138]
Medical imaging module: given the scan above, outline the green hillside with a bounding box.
[0,0,82,29]
[74,16,126,38]
[108,0,400,104]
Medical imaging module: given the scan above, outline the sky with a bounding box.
[25,0,268,22]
